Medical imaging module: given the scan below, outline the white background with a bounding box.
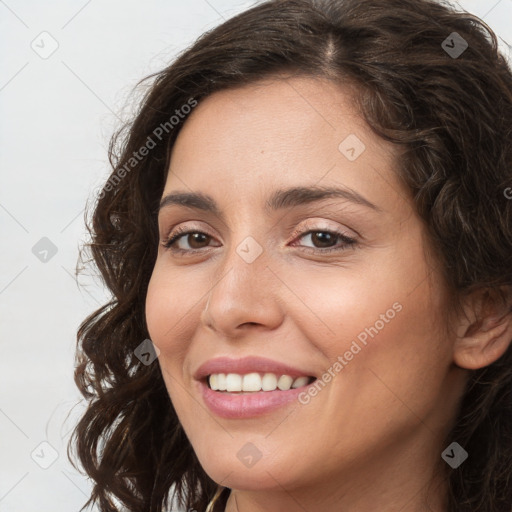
[1,1,511,511]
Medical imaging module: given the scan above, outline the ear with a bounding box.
[453,288,512,370]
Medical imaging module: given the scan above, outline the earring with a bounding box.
[205,485,225,512]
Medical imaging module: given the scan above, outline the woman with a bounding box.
[70,0,512,510]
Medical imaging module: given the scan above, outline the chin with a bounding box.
[206,464,289,491]
[195,442,297,490]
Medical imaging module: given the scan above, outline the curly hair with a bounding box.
[68,0,512,511]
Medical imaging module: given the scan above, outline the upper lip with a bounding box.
[194,356,316,381]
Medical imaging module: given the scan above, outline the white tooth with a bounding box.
[277,375,293,391]
[242,372,262,392]
[217,373,227,391]
[226,373,242,392]
[261,373,277,391]
[212,372,308,392]
[209,374,219,390]
[291,376,309,389]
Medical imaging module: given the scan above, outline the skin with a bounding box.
[145,76,512,511]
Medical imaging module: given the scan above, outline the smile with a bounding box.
[194,356,318,418]
[194,356,316,419]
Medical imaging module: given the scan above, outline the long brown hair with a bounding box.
[69,1,512,510]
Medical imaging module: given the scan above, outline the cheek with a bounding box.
[145,264,208,399]
[281,262,406,355]
[285,251,451,420]
[145,267,189,394]
[145,277,159,342]
[145,264,198,349]
[145,273,194,432]
[145,271,170,351]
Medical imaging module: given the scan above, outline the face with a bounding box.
[145,76,464,501]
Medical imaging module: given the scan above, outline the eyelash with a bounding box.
[161,224,357,255]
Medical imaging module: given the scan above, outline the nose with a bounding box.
[200,240,285,338]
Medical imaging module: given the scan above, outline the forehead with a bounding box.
[163,76,407,217]
[172,76,367,154]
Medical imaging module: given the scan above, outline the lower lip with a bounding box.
[199,380,312,419]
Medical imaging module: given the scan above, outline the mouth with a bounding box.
[194,356,319,418]
[204,372,317,393]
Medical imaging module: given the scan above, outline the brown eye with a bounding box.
[308,231,337,248]
[163,229,217,252]
[185,233,211,249]
[295,230,356,252]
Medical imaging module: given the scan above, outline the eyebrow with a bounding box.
[158,185,381,218]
